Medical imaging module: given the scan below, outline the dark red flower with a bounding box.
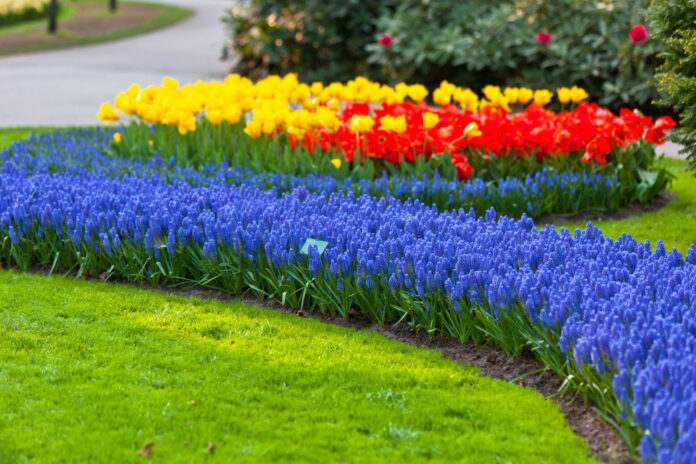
[629,25,648,44]
[451,154,473,180]
[536,32,552,44]
[378,34,394,47]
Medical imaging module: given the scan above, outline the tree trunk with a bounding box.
[48,0,58,33]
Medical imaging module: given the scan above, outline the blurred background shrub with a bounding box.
[649,0,696,170]
[0,0,50,27]
[223,0,398,83]
[225,0,661,112]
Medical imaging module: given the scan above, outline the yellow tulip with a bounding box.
[327,99,341,111]
[206,109,223,126]
[97,102,119,122]
[557,87,572,105]
[454,89,479,112]
[349,115,375,133]
[113,132,121,143]
[262,119,276,136]
[407,84,428,103]
[310,82,324,96]
[180,115,197,132]
[504,87,520,104]
[533,89,553,107]
[379,115,407,134]
[463,122,482,138]
[422,112,439,130]
[223,104,243,125]
[432,88,451,106]
[114,93,136,116]
[518,87,534,105]
[148,139,154,146]
[243,120,262,138]
[570,86,589,103]
[162,77,179,91]
[126,83,140,98]
[482,85,503,102]
[330,158,342,169]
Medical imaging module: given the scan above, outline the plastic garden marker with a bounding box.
[300,239,328,256]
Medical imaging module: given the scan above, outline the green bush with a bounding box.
[367,0,660,111]
[226,0,661,111]
[0,1,49,28]
[223,0,398,83]
[648,0,696,170]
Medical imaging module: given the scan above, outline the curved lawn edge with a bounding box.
[0,270,592,463]
[144,276,631,463]
[0,1,193,57]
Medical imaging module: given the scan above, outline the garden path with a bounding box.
[657,140,687,159]
[0,0,230,127]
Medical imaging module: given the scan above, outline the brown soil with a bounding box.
[538,189,674,226]
[0,2,161,52]
[131,281,633,463]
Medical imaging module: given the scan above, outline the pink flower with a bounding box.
[630,24,648,44]
[378,34,393,47]
[536,31,552,44]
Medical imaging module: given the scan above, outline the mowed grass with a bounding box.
[0,1,192,56]
[0,271,591,463]
[0,127,50,149]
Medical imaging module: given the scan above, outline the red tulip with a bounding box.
[282,97,670,179]
[536,32,552,44]
[378,34,394,47]
[630,25,648,44]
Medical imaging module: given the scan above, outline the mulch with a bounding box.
[538,189,674,226]
[0,2,161,52]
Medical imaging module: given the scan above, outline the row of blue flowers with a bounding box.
[2,130,695,463]
[4,128,628,218]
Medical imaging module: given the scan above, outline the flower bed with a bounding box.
[98,75,673,203]
[1,131,696,462]
[6,129,643,218]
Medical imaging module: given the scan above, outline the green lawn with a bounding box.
[560,158,696,254]
[0,3,78,35]
[0,271,591,463]
[0,1,192,56]
[0,127,52,149]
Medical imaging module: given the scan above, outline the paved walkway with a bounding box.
[0,0,230,127]
[657,140,688,160]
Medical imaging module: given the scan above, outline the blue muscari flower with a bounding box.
[8,225,19,245]
[203,239,216,259]
[167,228,176,254]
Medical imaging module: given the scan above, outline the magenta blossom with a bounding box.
[536,31,552,44]
[630,24,648,44]
[378,34,394,47]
